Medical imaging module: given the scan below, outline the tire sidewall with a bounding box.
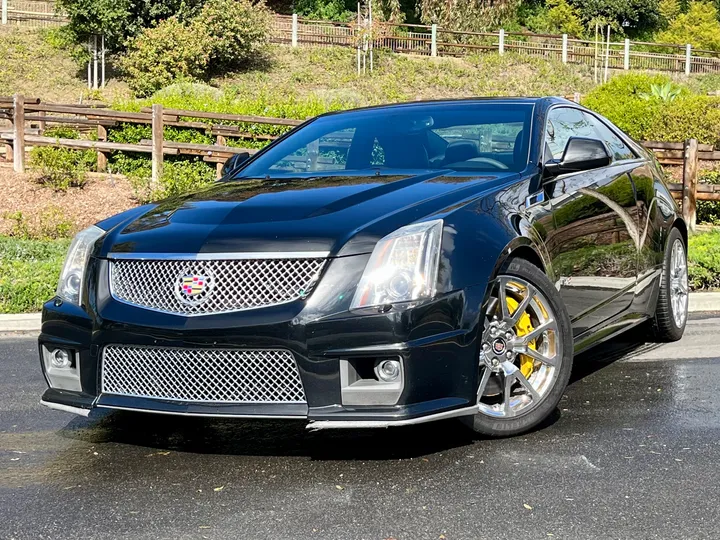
[467,259,574,437]
[660,228,688,339]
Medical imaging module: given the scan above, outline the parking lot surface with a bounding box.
[2,316,720,540]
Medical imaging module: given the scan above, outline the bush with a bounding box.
[688,230,720,290]
[582,73,720,146]
[30,146,96,191]
[658,2,720,52]
[128,159,216,202]
[526,0,585,38]
[697,171,720,225]
[193,0,272,72]
[0,236,70,313]
[119,17,211,97]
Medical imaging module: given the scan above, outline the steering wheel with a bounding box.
[465,157,509,170]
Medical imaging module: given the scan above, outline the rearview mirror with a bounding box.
[220,152,251,178]
[544,137,611,177]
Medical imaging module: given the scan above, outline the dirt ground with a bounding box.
[0,167,137,238]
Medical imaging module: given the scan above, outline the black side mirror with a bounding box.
[544,137,611,177]
[220,152,251,178]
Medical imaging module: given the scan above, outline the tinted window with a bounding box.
[590,117,636,161]
[237,103,534,178]
[545,108,597,160]
[545,107,635,162]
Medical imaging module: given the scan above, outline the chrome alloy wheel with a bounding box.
[477,276,562,418]
[670,238,689,328]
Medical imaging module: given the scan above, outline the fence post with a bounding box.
[291,13,298,47]
[499,29,505,55]
[561,34,567,63]
[215,134,226,179]
[2,0,7,25]
[151,104,164,190]
[624,38,630,70]
[682,138,698,231]
[431,24,437,57]
[685,44,692,76]
[96,125,107,172]
[572,92,581,104]
[13,94,25,173]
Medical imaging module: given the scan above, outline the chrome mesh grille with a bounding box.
[101,346,306,403]
[109,257,326,316]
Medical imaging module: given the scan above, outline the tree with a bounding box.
[526,0,585,37]
[658,1,720,51]
[419,0,520,31]
[659,0,682,26]
[56,0,205,50]
[569,0,661,35]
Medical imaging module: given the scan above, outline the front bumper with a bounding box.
[39,256,487,428]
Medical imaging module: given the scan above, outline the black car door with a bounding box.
[542,107,640,336]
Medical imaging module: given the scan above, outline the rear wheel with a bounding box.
[463,259,573,437]
[651,228,688,342]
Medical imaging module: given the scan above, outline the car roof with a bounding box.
[315,96,574,118]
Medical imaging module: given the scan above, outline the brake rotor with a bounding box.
[506,296,537,378]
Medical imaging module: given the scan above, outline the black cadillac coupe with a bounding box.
[40,97,688,436]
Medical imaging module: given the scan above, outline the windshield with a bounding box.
[236,102,534,178]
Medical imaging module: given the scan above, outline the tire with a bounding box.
[462,258,574,437]
[651,228,688,342]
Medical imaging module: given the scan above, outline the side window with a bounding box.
[545,108,598,160]
[269,128,356,173]
[588,117,636,161]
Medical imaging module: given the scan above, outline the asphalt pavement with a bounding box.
[2,316,720,540]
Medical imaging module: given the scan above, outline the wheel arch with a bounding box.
[492,237,551,280]
[671,217,688,247]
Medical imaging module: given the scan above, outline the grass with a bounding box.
[0,236,69,314]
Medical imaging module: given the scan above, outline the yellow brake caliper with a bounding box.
[506,296,536,379]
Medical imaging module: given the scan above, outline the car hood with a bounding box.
[99,171,517,257]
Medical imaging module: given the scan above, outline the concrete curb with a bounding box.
[0,313,41,333]
[1,292,719,333]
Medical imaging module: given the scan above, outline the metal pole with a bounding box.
[593,23,598,84]
[369,0,373,72]
[562,34,567,63]
[291,13,298,47]
[356,3,360,75]
[624,38,630,70]
[2,0,7,25]
[685,44,692,76]
[603,25,610,83]
[499,29,505,55]
[87,37,92,89]
[431,24,437,57]
[101,34,106,88]
[93,34,98,90]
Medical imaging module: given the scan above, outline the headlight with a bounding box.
[351,219,443,309]
[56,225,104,306]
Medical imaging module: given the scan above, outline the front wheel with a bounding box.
[463,259,574,437]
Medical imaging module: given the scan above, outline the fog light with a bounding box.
[375,359,401,382]
[50,349,72,369]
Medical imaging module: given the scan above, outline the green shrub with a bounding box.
[658,2,720,52]
[0,236,70,313]
[583,73,720,146]
[119,17,211,97]
[526,0,585,38]
[193,0,272,72]
[688,229,720,290]
[697,171,720,225]
[30,146,96,191]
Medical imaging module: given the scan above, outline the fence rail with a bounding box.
[0,95,302,186]
[0,95,715,230]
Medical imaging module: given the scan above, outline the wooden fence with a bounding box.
[0,95,716,230]
[0,95,303,187]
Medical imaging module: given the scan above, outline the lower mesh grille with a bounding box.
[101,346,306,403]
